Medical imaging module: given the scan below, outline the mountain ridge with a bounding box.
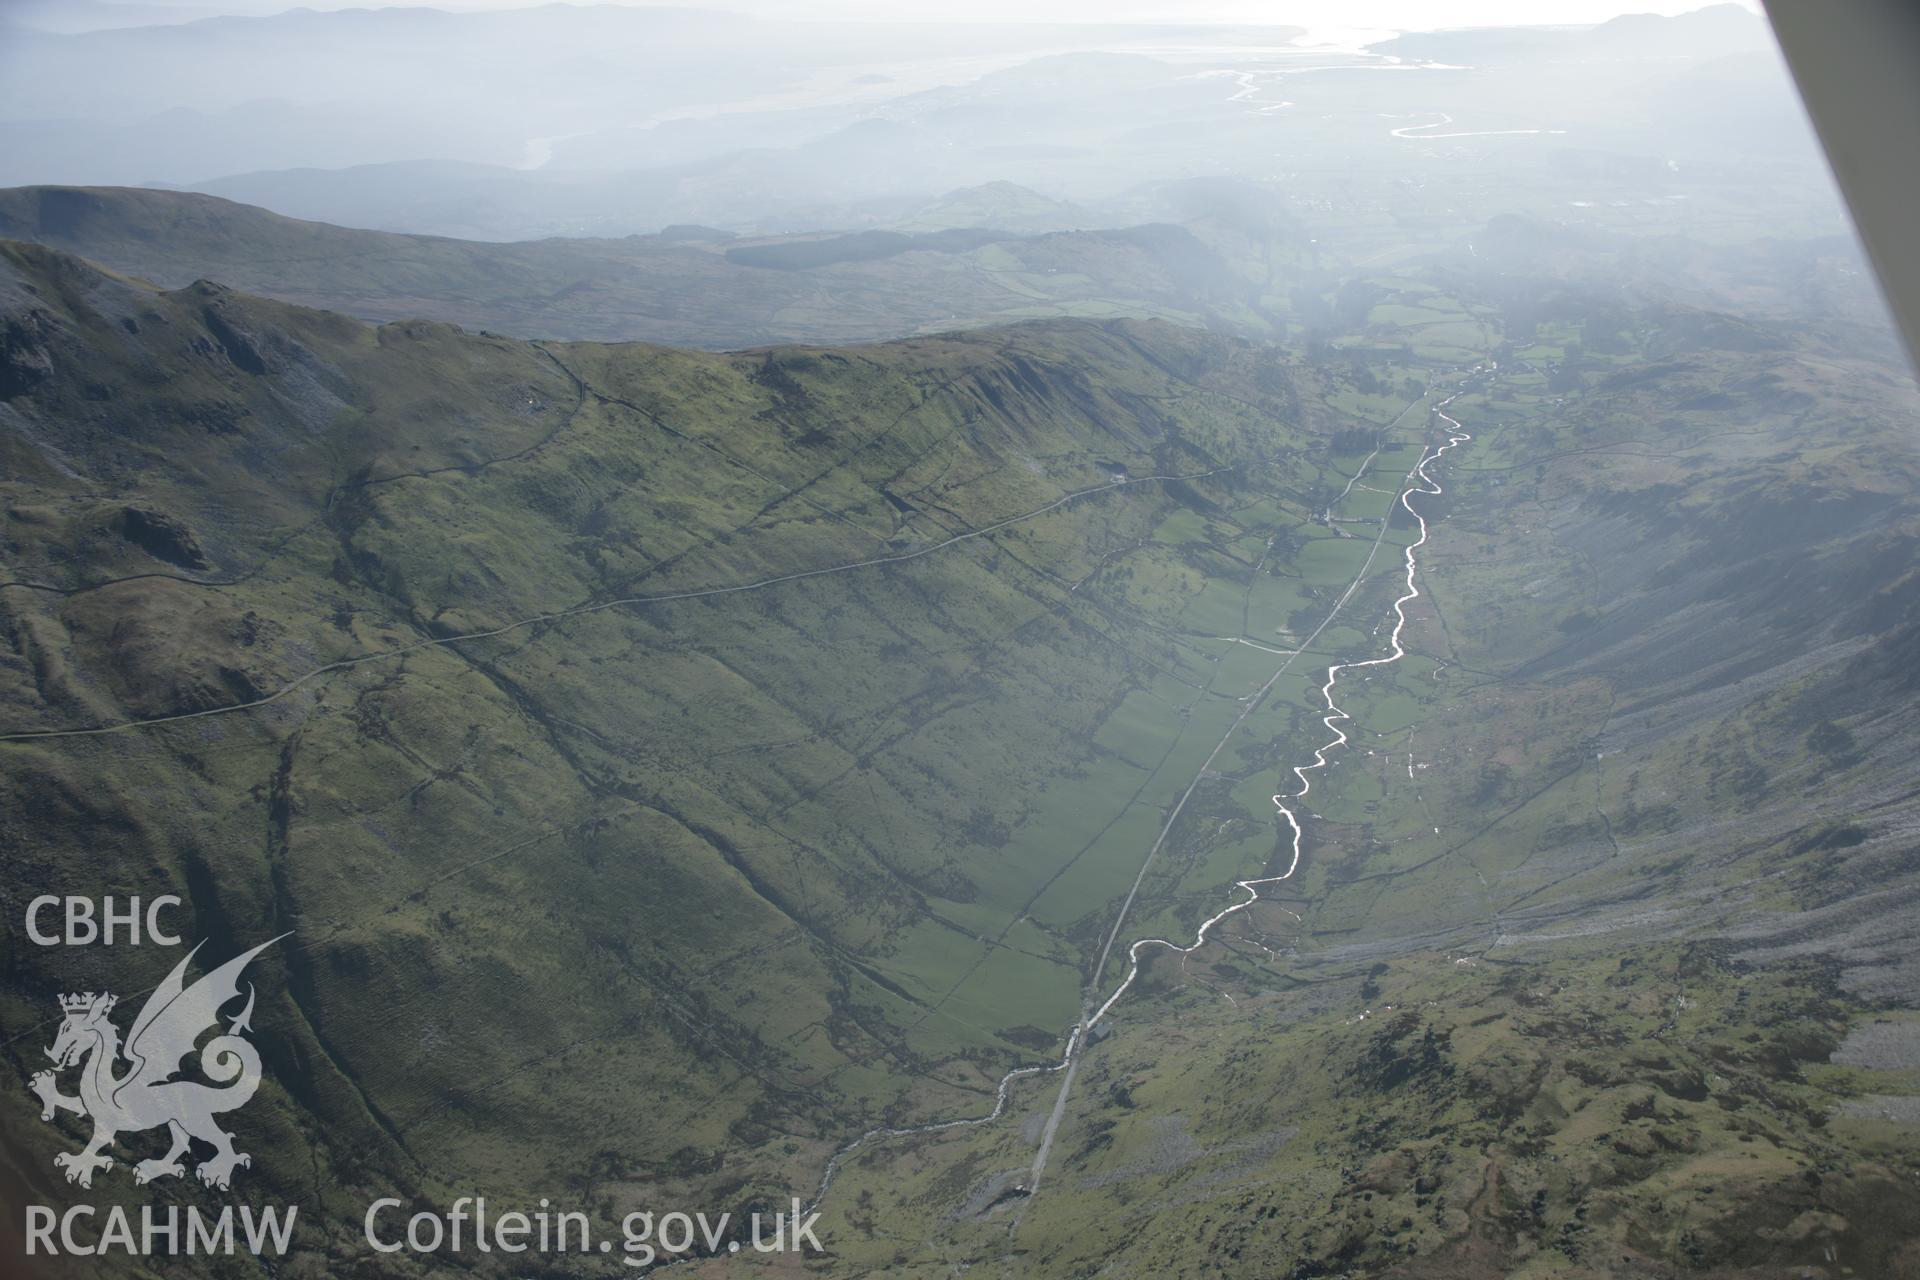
[1,236,1413,1273]
[5,219,1919,1275]
[0,184,1285,347]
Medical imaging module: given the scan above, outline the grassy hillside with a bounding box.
[3,234,1917,1277]
[801,263,1920,1278]
[0,185,1297,348]
[0,238,1428,1274]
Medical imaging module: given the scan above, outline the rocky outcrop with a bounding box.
[0,307,56,398]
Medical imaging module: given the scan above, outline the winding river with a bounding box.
[801,378,1481,1220]
[1088,393,1472,1028]
[1390,111,1567,140]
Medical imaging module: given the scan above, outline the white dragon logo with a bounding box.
[30,936,283,1191]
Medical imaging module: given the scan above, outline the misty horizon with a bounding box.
[2,3,1916,1278]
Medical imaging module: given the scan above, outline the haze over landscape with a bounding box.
[0,3,1916,1277]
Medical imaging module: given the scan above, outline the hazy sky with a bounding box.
[112,0,1766,25]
